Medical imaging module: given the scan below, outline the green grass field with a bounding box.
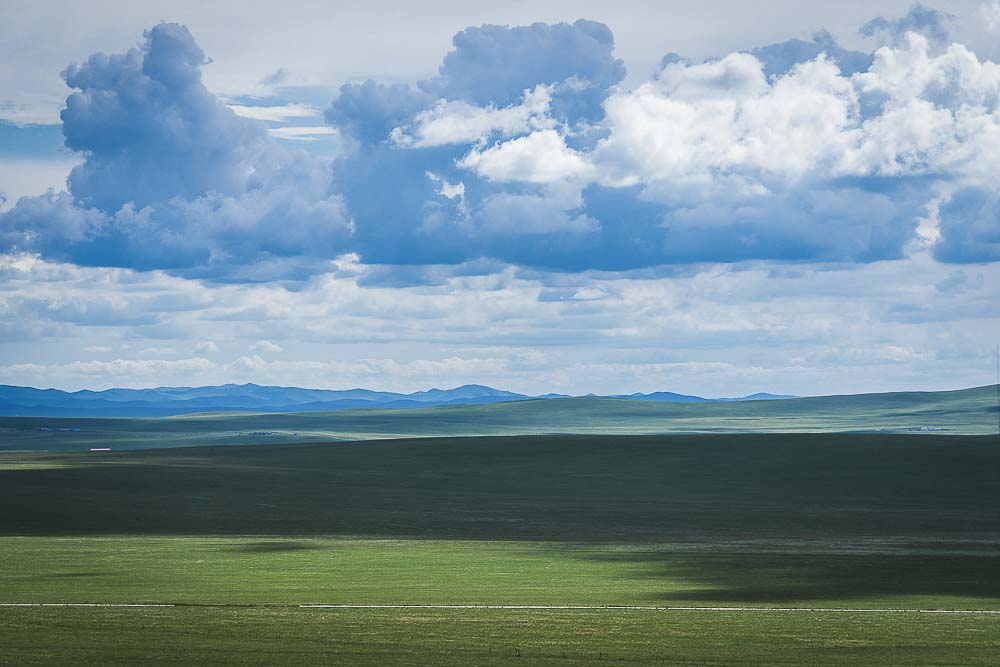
[5,606,999,666]
[2,384,997,453]
[2,535,1000,609]
[1,432,999,663]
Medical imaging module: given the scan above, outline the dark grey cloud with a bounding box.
[61,23,267,212]
[935,187,1000,264]
[325,80,432,147]
[750,31,873,78]
[258,68,291,87]
[859,2,955,46]
[419,19,626,123]
[2,23,349,277]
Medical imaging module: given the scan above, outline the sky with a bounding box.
[1,1,999,397]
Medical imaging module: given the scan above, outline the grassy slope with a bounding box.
[1,384,997,452]
[3,433,1000,664]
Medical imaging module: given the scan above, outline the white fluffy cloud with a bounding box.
[593,53,857,190]
[390,85,556,148]
[459,130,594,183]
[250,339,283,353]
[450,33,1000,265]
[480,34,1000,198]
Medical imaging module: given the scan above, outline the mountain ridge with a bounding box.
[1,385,995,453]
[0,382,798,417]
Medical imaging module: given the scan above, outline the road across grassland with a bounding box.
[3,602,1000,614]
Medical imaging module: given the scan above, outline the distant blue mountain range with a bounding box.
[0,383,797,417]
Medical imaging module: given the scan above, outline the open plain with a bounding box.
[2,414,999,664]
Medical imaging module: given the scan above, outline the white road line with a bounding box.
[1,603,998,614]
[299,605,1000,614]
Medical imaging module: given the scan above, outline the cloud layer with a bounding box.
[2,249,996,396]
[2,10,999,282]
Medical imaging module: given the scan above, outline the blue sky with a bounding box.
[0,1,998,395]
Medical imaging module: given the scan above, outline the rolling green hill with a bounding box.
[1,385,996,452]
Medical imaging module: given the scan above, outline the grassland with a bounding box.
[3,434,999,541]
[5,606,999,666]
[3,535,1000,609]
[1,432,999,663]
[1,384,996,453]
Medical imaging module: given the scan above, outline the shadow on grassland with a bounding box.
[1,435,999,545]
[2,432,1000,605]
[580,549,1000,604]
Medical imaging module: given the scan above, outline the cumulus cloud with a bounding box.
[60,23,266,212]
[2,14,1000,279]
[1,23,350,277]
[250,339,283,353]
[391,85,555,148]
[595,54,854,184]
[325,80,432,147]
[459,130,594,183]
[486,33,1000,266]
[935,187,1000,262]
[473,190,598,239]
[749,30,873,78]
[859,3,955,47]
[419,19,626,123]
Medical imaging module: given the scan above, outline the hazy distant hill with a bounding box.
[0,383,535,417]
[0,385,995,451]
[0,382,793,417]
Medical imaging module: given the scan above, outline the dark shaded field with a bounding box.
[2,434,997,541]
